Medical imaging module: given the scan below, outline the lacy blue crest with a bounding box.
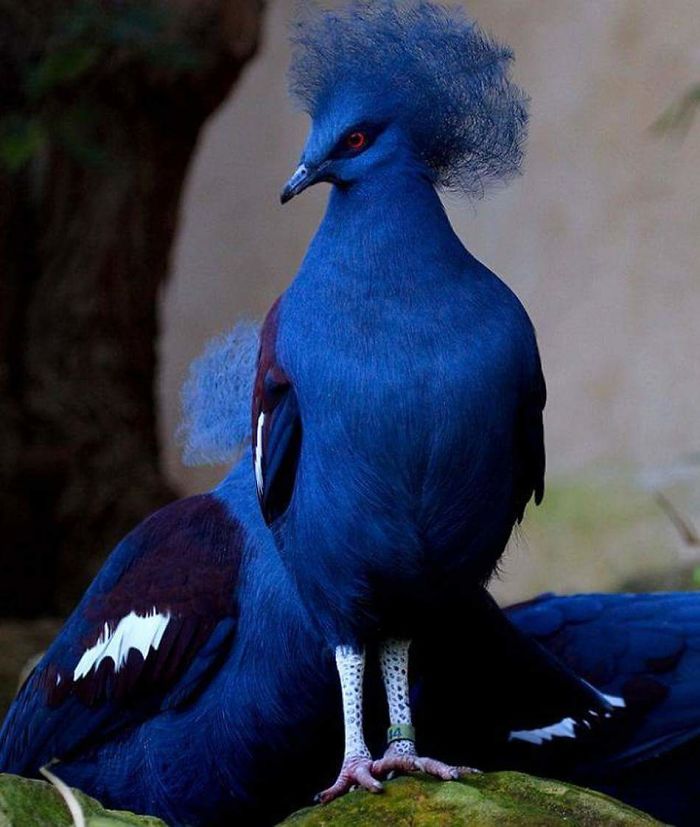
[288,0,528,197]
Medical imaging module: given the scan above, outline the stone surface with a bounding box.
[278,772,664,826]
[0,774,166,827]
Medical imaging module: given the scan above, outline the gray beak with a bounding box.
[280,164,312,204]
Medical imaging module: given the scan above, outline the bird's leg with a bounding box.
[372,638,474,780]
[317,645,383,804]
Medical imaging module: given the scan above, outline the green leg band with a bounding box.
[387,723,416,744]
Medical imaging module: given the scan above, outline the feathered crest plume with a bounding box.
[178,320,260,466]
[288,0,528,196]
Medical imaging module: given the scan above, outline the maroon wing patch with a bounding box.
[39,493,243,710]
[0,494,244,773]
[252,298,301,524]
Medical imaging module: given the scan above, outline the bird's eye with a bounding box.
[346,131,367,151]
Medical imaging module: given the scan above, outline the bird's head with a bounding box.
[281,0,528,204]
[280,104,409,203]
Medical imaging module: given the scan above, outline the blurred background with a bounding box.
[1,0,699,714]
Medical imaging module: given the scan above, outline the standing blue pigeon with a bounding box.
[253,0,544,800]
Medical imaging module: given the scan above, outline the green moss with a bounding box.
[0,771,665,826]
[0,774,166,827]
[278,773,664,826]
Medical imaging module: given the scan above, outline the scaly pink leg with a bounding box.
[371,638,479,781]
[317,646,383,804]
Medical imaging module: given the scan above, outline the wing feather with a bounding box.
[252,298,302,524]
[0,493,243,773]
[514,353,546,522]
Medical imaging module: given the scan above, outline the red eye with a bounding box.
[346,131,366,150]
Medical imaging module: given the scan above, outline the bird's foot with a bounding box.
[316,754,384,804]
[372,741,479,781]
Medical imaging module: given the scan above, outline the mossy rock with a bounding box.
[0,771,664,826]
[0,773,167,827]
[278,772,664,826]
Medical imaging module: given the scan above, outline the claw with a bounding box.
[317,755,383,804]
[372,751,478,782]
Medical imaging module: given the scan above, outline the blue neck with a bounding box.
[305,164,470,289]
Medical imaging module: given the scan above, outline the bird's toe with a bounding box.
[372,751,476,782]
[371,754,419,778]
[456,765,482,776]
[413,756,461,780]
[317,755,383,804]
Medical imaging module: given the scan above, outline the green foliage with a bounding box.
[0,116,47,172]
[1,1,207,174]
[653,84,700,136]
[26,45,101,100]
[36,1,205,87]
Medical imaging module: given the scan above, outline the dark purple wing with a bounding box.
[0,493,243,773]
[252,298,301,524]
[509,592,700,767]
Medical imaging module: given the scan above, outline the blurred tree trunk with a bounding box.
[0,0,263,616]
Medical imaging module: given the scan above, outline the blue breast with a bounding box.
[270,175,543,641]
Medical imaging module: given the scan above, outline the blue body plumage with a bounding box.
[254,0,544,654]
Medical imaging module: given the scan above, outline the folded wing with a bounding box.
[0,493,243,774]
[252,298,302,525]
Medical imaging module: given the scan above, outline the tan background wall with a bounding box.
[159,1,700,598]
